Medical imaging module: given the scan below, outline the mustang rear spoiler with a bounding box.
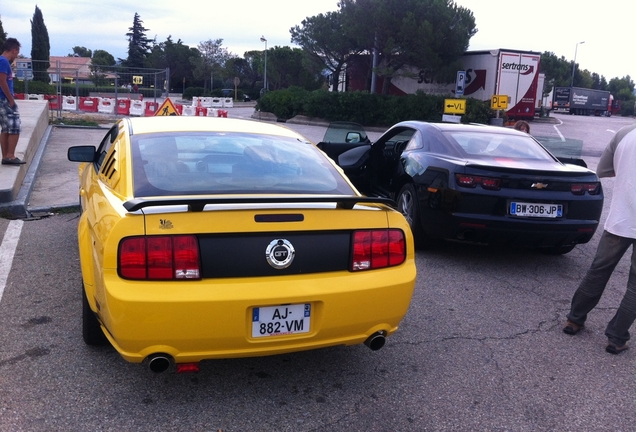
[124,195,396,212]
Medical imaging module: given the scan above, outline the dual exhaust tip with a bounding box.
[146,332,387,373]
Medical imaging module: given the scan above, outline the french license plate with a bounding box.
[510,202,563,218]
[252,303,311,338]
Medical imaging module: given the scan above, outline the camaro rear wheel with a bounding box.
[82,285,107,346]
[397,183,424,243]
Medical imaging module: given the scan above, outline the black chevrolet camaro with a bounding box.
[318,121,604,254]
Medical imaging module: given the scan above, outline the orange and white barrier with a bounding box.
[79,97,99,112]
[144,101,158,116]
[117,99,131,115]
[129,100,144,116]
[98,98,115,114]
[182,105,196,116]
[62,96,77,111]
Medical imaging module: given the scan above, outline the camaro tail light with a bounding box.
[119,235,201,280]
[455,174,501,190]
[352,229,406,271]
[571,183,600,195]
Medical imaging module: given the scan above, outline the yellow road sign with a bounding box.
[155,98,180,116]
[444,99,466,114]
[491,95,509,110]
[132,75,143,85]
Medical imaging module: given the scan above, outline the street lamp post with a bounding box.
[571,41,585,87]
[260,36,267,94]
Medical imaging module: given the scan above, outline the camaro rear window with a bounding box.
[446,131,555,161]
[131,132,356,197]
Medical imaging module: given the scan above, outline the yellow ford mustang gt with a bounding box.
[68,116,416,373]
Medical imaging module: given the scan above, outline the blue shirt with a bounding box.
[0,55,14,100]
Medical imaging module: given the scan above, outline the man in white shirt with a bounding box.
[564,123,636,354]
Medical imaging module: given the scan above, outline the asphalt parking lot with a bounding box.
[1,111,635,431]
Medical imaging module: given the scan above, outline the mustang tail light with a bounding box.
[119,235,201,280]
[571,183,600,195]
[455,174,501,190]
[352,229,406,271]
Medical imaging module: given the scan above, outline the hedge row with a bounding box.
[13,80,162,98]
[256,87,495,127]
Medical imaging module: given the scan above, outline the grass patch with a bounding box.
[50,117,100,127]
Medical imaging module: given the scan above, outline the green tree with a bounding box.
[69,46,92,57]
[266,46,324,91]
[608,76,635,101]
[122,13,152,68]
[146,36,200,91]
[290,11,363,92]
[0,16,7,51]
[92,49,116,67]
[191,39,235,93]
[339,0,476,94]
[30,6,50,84]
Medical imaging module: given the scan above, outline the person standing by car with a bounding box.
[0,38,24,165]
[513,120,530,133]
[563,123,636,354]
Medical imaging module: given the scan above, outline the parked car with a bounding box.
[67,116,416,373]
[318,121,604,254]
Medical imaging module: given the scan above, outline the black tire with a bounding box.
[397,183,424,244]
[538,244,576,255]
[82,285,107,346]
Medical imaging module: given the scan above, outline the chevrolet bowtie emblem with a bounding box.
[531,183,548,189]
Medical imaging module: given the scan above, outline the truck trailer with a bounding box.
[347,49,542,120]
[552,87,613,116]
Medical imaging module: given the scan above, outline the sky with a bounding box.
[1,0,634,81]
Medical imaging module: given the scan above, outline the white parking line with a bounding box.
[553,118,565,142]
[0,220,23,304]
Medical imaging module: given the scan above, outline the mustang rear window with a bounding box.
[447,131,555,161]
[131,132,356,197]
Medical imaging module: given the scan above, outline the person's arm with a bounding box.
[0,72,15,108]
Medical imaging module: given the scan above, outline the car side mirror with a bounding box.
[345,132,362,143]
[68,145,97,163]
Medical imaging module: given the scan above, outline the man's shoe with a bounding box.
[606,343,629,355]
[563,320,583,335]
[1,157,26,165]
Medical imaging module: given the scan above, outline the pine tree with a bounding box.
[30,6,50,83]
[123,13,152,69]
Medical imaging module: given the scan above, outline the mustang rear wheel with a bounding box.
[397,183,424,244]
[82,285,107,346]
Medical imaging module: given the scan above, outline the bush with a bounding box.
[182,87,206,100]
[255,88,498,127]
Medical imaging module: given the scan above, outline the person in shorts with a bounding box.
[0,38,24,165]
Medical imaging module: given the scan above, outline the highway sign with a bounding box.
[491,95,509,110]
[444,98,466,114]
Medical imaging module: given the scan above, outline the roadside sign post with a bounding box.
[455,71,466,96]
[443,98,466,123]
[490,95,509,119]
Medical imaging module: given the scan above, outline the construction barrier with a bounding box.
[211,98,223,108]
[196,106,207,116]
[79,97,98,112]
[45,94,61,110]
[117,99,131,115]
[206,108,218,117]
[28,94,44,100]
[218,109,228,118]
[98,98,115,114]
[14,93,25,100]
[144,101,159,116]
[182,105,196,116]
[129,100,144,116]
[222,98,234,108]
[62,96,77,111]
